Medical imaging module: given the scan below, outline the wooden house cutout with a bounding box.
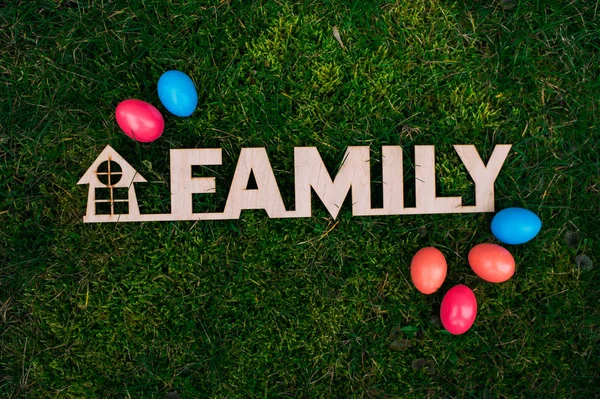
[77,145,147,222]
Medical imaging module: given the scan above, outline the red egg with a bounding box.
[410,247,447,294]
[115,99,164,143]
[440,285,477,335]
[468,243,515,283]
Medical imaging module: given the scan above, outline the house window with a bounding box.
[95,161,128,215]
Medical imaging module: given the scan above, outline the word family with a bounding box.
[78,144,511,223]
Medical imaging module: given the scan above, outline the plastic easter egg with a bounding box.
[411,247,447,294]
[491,207,542,245]
[440,285,477,335]
[115,99,164,143]
[157,70,198,117]
[468,243,515,283]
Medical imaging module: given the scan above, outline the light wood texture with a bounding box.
[454,144,512,213]
[291,146,371,218]
[170,148,222,219]
[222,148,287,218]
[414,145,463,214]
[77,145,147,223]
[78,144,512,223]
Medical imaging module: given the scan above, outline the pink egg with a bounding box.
[440,285,477,335]
[115,99,164,143]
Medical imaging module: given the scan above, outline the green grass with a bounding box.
[1,0,599,397]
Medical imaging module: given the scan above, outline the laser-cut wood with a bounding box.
[78,144,512,223]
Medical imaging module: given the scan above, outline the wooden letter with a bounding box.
[454,144,512,212]
[80,143,512,223]
[381,146,404,213]
[293,146,371,219]
[414,146,463,214]
[365,146,405,216]
[170,148,222,218]
[222,148,287,218]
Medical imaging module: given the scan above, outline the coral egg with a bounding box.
[410,247,447,294]
[468,243,515,283]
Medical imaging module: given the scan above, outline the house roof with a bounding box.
[77,145,147,186]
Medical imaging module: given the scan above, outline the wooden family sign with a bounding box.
[78,144,512,223]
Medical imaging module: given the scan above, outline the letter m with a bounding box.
[293,147,371,219]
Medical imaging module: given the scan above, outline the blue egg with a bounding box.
[491,207,542,245]
[157,70,198,117]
